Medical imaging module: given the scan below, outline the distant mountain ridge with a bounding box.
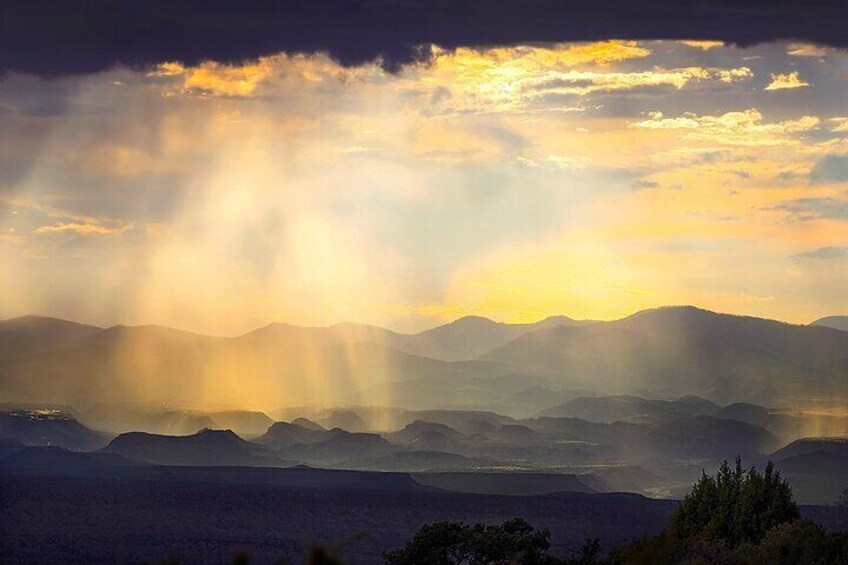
[1,306,846,409]
[0,313,586,409]
[397,314,594,361]
[0,312,591,362]
[233,314,593,361]
[0,315,102,360]
[539,395,720,422]
[811,316,848,332]
[483,306,848,404]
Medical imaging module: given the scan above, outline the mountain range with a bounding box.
[483,307,848,404]
[1,306,846,412]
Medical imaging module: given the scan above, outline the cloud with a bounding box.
[631,109,820,146]
[1,38,847,330]
[787,44,830,57]
[830,118,848,132]
[32,222,119,236]
[435,42,652,69]
[776,170,802,181]
[518,154,595,170]
[3,1,846,76]
[680,40,725,50]
[792,246,848,260]
[401,42,656,113]
[809,154,848,184]
[718,67,754,82]
[764,71,810,91]
[412,48,754,114]
[518,66,751,97]
[767,197,848,220]
[152,60,274,97]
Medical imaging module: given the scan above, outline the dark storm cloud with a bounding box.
[1,0,846,76]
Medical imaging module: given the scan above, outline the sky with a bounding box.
[0,39,846,334]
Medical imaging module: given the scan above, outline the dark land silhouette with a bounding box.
[1,306,846,563]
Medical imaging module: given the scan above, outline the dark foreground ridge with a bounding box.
[1,458,842,565]
[0,473,672,565]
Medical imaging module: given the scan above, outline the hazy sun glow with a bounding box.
[0,40,845,335]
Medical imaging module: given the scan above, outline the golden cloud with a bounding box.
[429,41,652,72]
[152,53,384,98]
[680,40,725,50]
[520,66,752,97]
[830,117,848,132]
[153,59,274,97]
[765,71,810,91]
[404,60,752,114]
[32,222,123,236]
[718,67,753,82]
[632,109,820,146]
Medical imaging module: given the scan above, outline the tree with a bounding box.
[745,519,848,565]
[575,538,601,565]
[838,488,848,508]
[836,487,848,520]
[383,518,561,565]
[670,455,799,547]
[384,521,474,565]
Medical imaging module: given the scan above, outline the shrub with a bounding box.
[383,518,560,565]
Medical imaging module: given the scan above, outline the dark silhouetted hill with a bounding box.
[0,409,109,451]
[254,421,331,447]
[79,403,276,437]
[389,420,462,443]
[291,417,325,431]
[539,394,719,423]
[771,437,848,461]
[275,429,395,465]
[102,428,293,467]
[525,413,778,461]
[770,438,848,504]
[204,410,274,436]
[0,445,143,475]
